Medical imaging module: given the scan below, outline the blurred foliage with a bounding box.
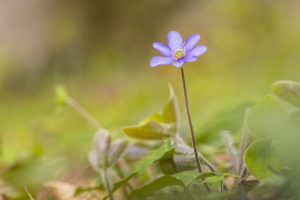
[1,0,300,198]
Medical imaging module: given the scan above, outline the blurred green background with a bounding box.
[0,0,300,194]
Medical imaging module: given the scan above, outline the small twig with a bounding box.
[180,68,211,192]
[24,186,35,200]
[66,97,102,129]
[238,108,251,176]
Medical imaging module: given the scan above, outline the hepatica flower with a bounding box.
[150,31,207,68]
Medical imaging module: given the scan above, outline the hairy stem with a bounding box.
[222,131,238,173]
[101,169,114,200]
[115,163,133,200]
[238,108,250,176]
[24,186,34,200]
[180,68,210,192]
[66,97,102,129]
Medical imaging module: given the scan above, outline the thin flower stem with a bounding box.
[66,97,102,129]
[180,68,211,192]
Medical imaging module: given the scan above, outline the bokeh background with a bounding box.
[1,0,300,196]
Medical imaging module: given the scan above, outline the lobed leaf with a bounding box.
[272,80,300,108]
[247,95,286,139]
[245,140,283,180]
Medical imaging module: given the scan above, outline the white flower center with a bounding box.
[174,49,185,59]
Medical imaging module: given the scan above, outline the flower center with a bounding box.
[175,49,185,59]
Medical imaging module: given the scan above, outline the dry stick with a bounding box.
[66,97,102,129]
[180,68,211,192]
[238,108,250,176]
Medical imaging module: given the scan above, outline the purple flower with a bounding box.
[150,31,207,68]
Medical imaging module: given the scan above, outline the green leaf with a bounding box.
[129,175,185,199]
[122,121,174,140]
[245,140,283,180]
[172,171,200,186]
[129,171,220,199]
[55,85,68,105]
[172,171,217,186]
[202,176,224,184]
[247,95,286,139]
[104,140,176,199]
[272,80,300,108]
[223,173,240,178]
[201,173,240,184]
[122,84,179,140]
[140,112,164,124]
[74,185,104,197]
[158,158,177,175]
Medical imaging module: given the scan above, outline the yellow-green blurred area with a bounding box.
[0,0,300,193]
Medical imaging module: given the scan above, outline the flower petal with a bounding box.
[150,56,175,67]
[184,34,200,52]
[184,56,198,62]
[167,31,183,50]
[173,59,185,68]
[189,45,207,57]
[153,42,172,57]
